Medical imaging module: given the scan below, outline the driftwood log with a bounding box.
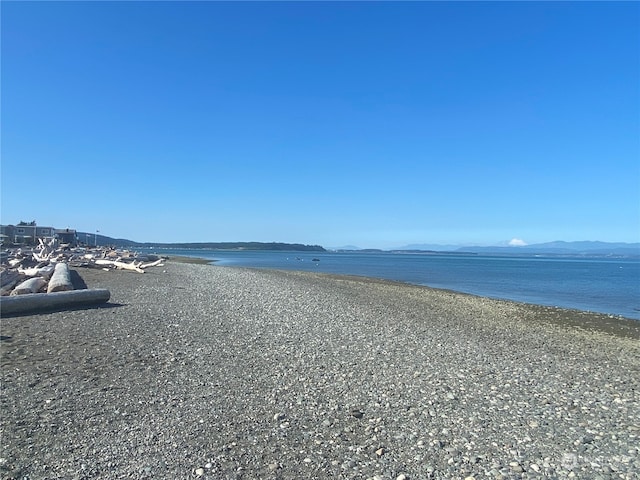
[0,270,24,296]
[0,289,111,315]
[18,264,55,279]
[47,262,73,293]
[8,258,24,268]
[140,258,164,269]
[10,277,47,295]
[1,269,21,289]
[94,259,145,273]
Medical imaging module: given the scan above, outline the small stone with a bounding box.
[509,461,524,472]
[581,435,594,444]
[530,463,540,472]
[445,447,460,456]
[351,408,364,419]
[376,447,385,456]
[562,452,578,470]
[268,462,278,471]
[303,458,312,463]
[195,467,205,476]
[273,412,285,421]
[397,474,407,480]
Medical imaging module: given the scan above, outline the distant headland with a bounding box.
[83,234,326,252]
[138,242,325,252]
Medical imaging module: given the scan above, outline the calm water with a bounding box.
[147,249,640,320]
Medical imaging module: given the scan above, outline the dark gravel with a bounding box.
[1,261,639,480]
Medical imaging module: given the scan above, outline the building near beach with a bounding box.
[54,228,78,246]
[0,221,76,246]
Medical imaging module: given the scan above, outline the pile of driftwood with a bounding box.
[66,249,165,273]
[0,238,166,315]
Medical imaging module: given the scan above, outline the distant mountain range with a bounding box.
[82,234,638,256]
[456,241,639,256]
[334,241,640,256]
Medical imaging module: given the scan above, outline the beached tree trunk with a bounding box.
[10,277,47,295]
[94,259,145,273]
[18,264,55,279]
[0,270,24,296]
[140,258,164,269]
[1,269,21,289]
[47,262,73,293]
[1,289,111,314]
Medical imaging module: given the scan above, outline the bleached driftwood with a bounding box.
[8,258,24,268]
[47,262,73,293]
[10,277,47,295]
[0,288,111,315]
[18,264,55,279]
[32,238,56,262]
[139,258,164,269]
[94,259,145,273]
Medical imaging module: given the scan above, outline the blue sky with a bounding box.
[2,1,638,248]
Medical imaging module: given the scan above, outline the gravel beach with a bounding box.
[1,261,639,480]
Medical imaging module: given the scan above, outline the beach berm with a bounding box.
[1,261,638,479]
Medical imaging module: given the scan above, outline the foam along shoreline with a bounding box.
[1,261,638,479]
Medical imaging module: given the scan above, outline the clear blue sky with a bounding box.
[2,1,639,248]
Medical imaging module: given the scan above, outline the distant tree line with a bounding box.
[140,242,325,251]
[78,233,326,252]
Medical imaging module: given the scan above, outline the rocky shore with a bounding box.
[1,261,639,479]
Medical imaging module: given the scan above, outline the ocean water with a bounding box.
[147,249,640,320]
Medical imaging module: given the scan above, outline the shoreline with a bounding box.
[2,262,638,479]
[309,271,640,340]
[166,254,640,332]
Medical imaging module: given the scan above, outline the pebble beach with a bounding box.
[1,260,639,480]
